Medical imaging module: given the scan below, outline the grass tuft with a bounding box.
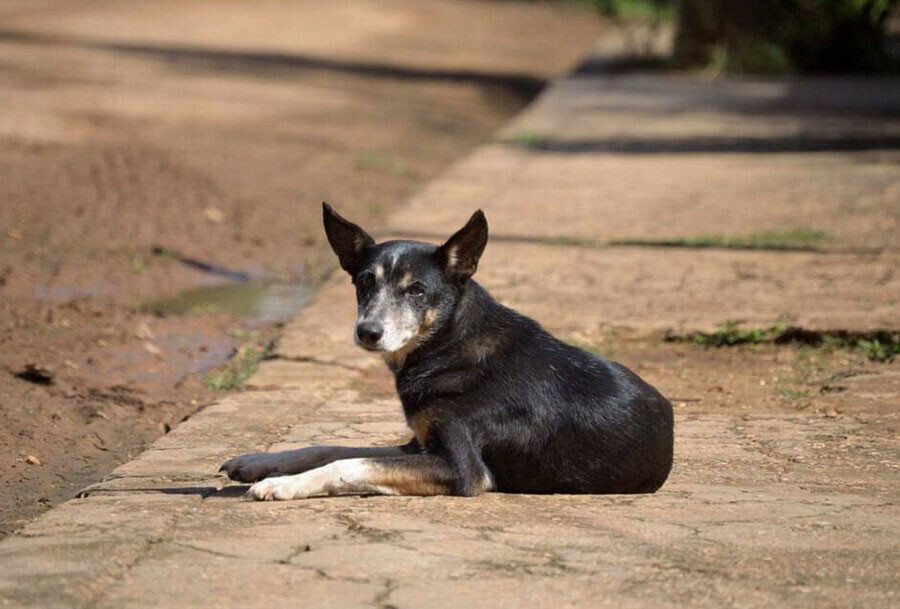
[203,343,270,391]
[354,151,385,171]
[667,322,899,362]
[508,131,549,148]
[857,339,900,363]
[671,320,789,347]
[578,0,674,21]
[775,385,813,401]
[611,228,830,251]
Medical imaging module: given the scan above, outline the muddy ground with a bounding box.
[0,0,608,536]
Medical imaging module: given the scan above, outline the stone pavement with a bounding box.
[2,44,899,609]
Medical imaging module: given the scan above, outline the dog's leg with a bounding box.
[247,454,492,501]
[220,441,419,483]
[246,418,491,500]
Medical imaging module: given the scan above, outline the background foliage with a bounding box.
[580,0,898,72]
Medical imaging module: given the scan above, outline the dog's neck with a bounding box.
[381,337,420,373]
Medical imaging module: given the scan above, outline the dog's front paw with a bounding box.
[247,475,312,501]
[219,453,280,482]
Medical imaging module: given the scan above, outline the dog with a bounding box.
[220,203,674,500]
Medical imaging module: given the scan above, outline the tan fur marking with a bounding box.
[382,340,416,371]
[408,410,436,447]
[374,265,384,280]
[423,308,437,327]
[375,466,449,495]
[398,272,413,288]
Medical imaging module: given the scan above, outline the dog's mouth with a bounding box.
[355,333,418,354]
[357,341,384,352]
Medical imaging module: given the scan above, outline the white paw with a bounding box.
[245,459,376,501]
[247,475,312,501]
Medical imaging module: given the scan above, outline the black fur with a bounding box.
[221,204,673,495]
[398,279,673,493]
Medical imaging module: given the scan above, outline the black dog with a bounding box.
[221,203,673,500]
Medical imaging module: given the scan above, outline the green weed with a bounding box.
[857,339,899,363]
[668,322,898,363]
[508,131,548,149]
[225,327,258,340]
[671,320,789,348]
[484,229,828,253]
[354,151,385,171]
[535,235,598,247]
[203,344,269,391]
[775,385,812,400]
[129,255,147,274]
[578,0,674,21]
[713,41,793,74]
[611,228,830,251]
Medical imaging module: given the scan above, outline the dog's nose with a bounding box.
[356,322,383,347]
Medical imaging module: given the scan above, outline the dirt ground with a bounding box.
[0,0,608,536]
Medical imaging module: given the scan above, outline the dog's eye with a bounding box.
[406,282,426,297]
[356,274,375,291]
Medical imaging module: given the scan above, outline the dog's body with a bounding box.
[221,204,673,500]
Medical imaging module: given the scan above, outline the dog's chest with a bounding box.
[395,356,477,448]
[396,379,441,448]
[397,391,432,446]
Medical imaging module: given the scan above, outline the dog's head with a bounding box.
[323,202,488,356]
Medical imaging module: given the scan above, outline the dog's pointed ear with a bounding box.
[322,202,374,275]
[436,210,488,282]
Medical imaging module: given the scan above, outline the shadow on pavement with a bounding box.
[78,485,250,498]
[567,68,900,118]
[508,134,900,154]
[158,485,249,498]
[0,29,545,100]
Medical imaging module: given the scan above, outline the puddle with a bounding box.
[139,279,313,324]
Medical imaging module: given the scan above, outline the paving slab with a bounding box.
[2,35,899,609]
[475,244,899,334]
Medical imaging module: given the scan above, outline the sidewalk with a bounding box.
[2,45,898,608]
